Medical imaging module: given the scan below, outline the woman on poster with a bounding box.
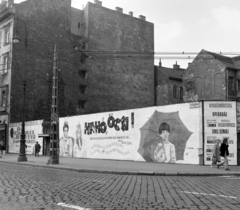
[73,123,86,158]
[59,121,74,158]
[153,122,176,163]
[211,139,221,167]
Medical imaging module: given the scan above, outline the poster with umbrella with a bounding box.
[138,110,192,163]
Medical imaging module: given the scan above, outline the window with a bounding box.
[80,53,85,63]
[82,42,86,50]
[79,85,87,94]
[228,76,234,91]
[78,99,86,109]
[180,87,183,99]
[3,53,9,73]
[1,91,6,107]
[173,85,177,98]
[79,70,87,79]
[4,28,10,45]
[237,80,240,91]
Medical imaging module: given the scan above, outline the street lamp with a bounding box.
[13,17,28,162]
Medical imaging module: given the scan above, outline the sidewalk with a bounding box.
[0,153,240,176]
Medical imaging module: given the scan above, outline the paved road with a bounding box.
[1,163,240,210]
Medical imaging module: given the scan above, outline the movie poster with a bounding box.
[9,120,43,155]
[204,101,237,165]
[59,103,202,164]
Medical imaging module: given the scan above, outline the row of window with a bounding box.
[173,85,183,99]
[0,89,6,111]
[0,53,10,74]
[228,76,240,91]
[79,69,87,109]
[77,22,86,29]
[0,27,10,47]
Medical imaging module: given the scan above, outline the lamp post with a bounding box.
[13,17,28,162]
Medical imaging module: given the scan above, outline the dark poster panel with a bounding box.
[0,124,6,151]
[238,134,240,166]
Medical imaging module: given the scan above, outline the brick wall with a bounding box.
[11,0,80,122]
[183,50,227,102]
[71,2,155,114]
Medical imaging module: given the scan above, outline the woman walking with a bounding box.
[217,138,230,171]
[211,139,221,167]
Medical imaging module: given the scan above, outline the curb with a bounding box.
[1,160,240,177]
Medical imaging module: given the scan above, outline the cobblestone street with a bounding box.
[1,163,240,210]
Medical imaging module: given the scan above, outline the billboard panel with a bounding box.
[59,103,202,164]
[9,120,43,155]
[204,101,237,165]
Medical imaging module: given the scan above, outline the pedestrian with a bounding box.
[35,141,41,157]
[211,139,221,167]
[0,141,4,158]
[217,138,230,171]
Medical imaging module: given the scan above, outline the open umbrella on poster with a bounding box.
[138,110,192,162]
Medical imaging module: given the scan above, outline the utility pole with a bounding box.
[48,44,59,164]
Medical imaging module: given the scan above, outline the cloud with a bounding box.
[212,6,240,30]
[155,21,185,44]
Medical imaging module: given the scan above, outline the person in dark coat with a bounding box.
[35,142,41,157]
[217,138,230,171]
[0,141,4,158]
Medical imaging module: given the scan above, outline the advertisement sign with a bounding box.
[59,103,202,164]
[204,101,237,165]
[9,120,43,155]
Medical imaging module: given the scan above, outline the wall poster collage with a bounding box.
[8,120,43,155]
[204,101,237,165]
[59,103,202,164]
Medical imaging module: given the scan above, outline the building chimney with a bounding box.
[173,61,180,69]
[115,7,123,13]
[129,11,133,16]
[139,15,146,20]
[159,59,162,67]
[94,0,102,6]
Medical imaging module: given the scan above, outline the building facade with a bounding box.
[0,0,14,150]
[183,49,240,102]
[155,60,185,106]
[70,0,154,114]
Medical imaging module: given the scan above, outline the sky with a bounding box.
[14,0,240,68]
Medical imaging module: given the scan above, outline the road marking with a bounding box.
[226,178,240,180]
[229,196,237,199]
[57,203,92,210]
[180,191,237,199]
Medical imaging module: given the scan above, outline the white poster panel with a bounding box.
[59,103,202,164]
[9,120,43,155]
[204,101,237,165]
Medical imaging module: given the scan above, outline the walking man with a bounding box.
[35,141,41,157]
[217,138,230,171]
